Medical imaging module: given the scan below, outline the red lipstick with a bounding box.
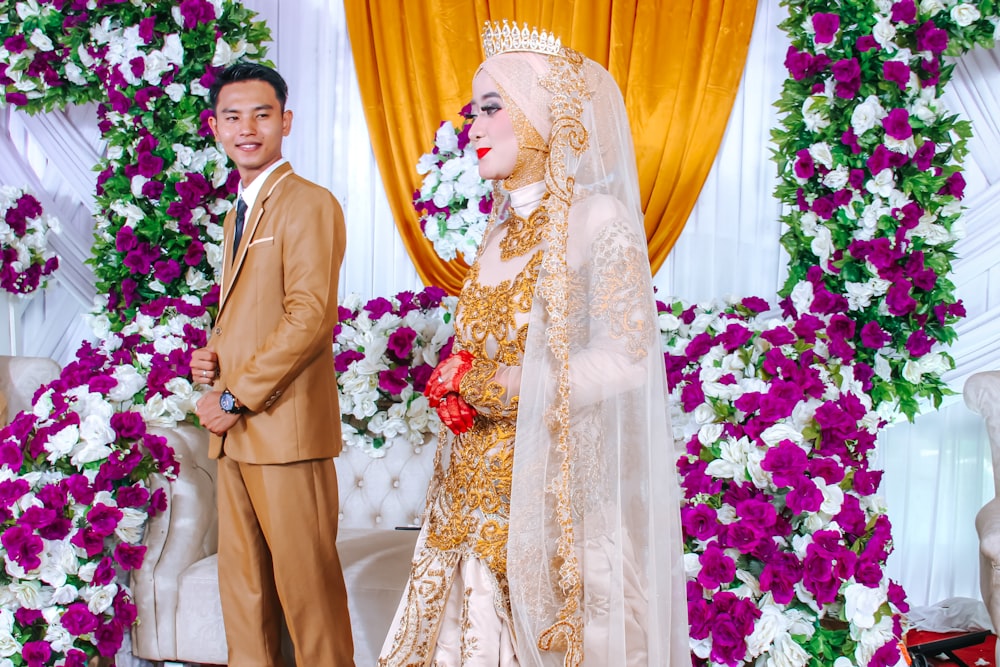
[477,147,491,159]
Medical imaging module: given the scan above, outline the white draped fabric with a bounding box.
[2,0,999,619]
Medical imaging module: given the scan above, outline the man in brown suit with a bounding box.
[192,62,354,666]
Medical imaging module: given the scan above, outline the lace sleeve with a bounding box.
[459,358,523,419]
[566,214,658,407]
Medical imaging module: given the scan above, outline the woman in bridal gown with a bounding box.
[379,23,689,667]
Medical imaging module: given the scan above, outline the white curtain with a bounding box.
[3,0,1000,608]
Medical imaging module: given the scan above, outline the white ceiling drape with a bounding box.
[2,0,1000,610]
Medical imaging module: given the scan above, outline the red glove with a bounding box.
[437,392,476,434]
[425,350,475,408]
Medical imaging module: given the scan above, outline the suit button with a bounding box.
[214,327,222,335]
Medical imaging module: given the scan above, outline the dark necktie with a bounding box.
[232,196,247,263]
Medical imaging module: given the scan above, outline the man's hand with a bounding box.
[191,348,219,384]
[195,390,241,436]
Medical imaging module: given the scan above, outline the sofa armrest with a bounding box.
[965,371,1000,498]
[0,355,60,421]
[131,422,216,661]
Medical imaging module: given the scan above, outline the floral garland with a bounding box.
[0,296,209,664]
[413,105,493,264]
[334,287,455,457]
[672,1,999,666]
[0,186,59,296]
[0,1,270,662]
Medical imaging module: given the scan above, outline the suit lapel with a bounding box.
[219,163,294,315]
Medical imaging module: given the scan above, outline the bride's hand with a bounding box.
[425,350,474,407]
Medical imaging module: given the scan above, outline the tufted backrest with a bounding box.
[964,371,1000,498]
[335,435,438,530]
[0,355,60,421]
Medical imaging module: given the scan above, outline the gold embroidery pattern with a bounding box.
[590,220,655,358]
[496,80,548,192]
[500,207,548,261]
[532,47,591,666]
[383,222,542,665]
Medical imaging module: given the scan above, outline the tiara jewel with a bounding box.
[482,20,562,58]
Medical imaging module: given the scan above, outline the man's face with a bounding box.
[208,79,292,185]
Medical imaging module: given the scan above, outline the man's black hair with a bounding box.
[209,62,289,111]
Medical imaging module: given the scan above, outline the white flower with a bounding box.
[951,3,981,26]
[143,50,172,85]
[801,96,830,132]
[28,28,53,51]
[115,507,148,544]
[44,424,80,462]
[851,96,886,135]
[790,280,814,315]
[920,0,946,15]
[808,142,834,169]
[872,15,898,49]
[83,583,118,615]
[767,633,811,667]
[866,168,895,197]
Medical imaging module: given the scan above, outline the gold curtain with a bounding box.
[345,0,758,294]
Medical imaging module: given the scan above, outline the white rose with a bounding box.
[852,614,897,667]
[211,38,235,67]
[32,388,55,419]
[822,165,849,190]
[920,0,946,15]
[808,142,834,169]
[44,424,80,462]
[767,633,812,667]
[697,423,724,446]
[9,580,48,609]
[115,507,148,544]
[745,601,789,657]
[801,96,830,132]
[790,280,814,315]
[434,123,459,154]
[28,28,53,51]
[759,423,804,447]
[844,582,887,629]
[951,3,981,26]
[64,61,87,86]
[902,360,924,383]
[143,50,171,85]
[84,583,118,615]
[50,584,79,606]
[810,226,835,265]
[872,15,897,49]
[851,96,885,135]
[865,168,895,197]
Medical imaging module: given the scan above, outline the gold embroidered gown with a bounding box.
[378,181,547,666]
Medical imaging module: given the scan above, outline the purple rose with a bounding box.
[856,34,878,52]
[913,141,936,171]
[886,282,916,316]
[409,363,434,392]
[759,552,802,604]
[87,503,123,537]
[812,196,835,220]
[378,365,409,395]
[696,543,735,589]
[784,46,812,81]
[387,327,418,361]
[883,61,911,90]
[21,641,51,667]
[154,258,182,284]
[0,478,29,509]
[921,57,941,87]
[95,620,125,657]
[761,440,808,487]
[793,149,814,179]
[786,478,823,513]
[916,20,948,54]
[681,504,718,541]
[812,12,840,44]
[939,171,966,198]
[890,0,917,24]
[831,57,860,83]
[718,323,752,351]
[110,411,146,439]
[61,602,100,635]
[117,484,150,508]
[364,297,394,319]
[740,296,770,313]
[871,642,903,667]
[905,330,934,357]
[335,349,364,373]
[882,108,912,140]
[2,525,44,569]
[114,542,147,570]
[860,321,890,349]
[178,0,217,29]
[15,608,43,626]
[679,376,706,413]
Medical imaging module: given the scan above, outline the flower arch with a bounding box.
[0,0,269,662]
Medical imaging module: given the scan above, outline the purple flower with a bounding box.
[61,602,100,635]
[409,363,434,393]
[759,552,802,604]
[178,0,217,30]
[138,16,157,43]
[913,141,936,171]
[871,642,904,667]
[696,543,735,589]
[886,282,916,316]
[0,478,29,508]
[21,641,51,667]
[939,171,966,198]
[335,349,364,373]
[856,35,878,52]
[812,12,840,44]
[812,196,835,220]
[740,296,769,313]
[785,477,823,513]
[860,321,890,349]
[387,327,418,361]
[378,366,409,395]
[1,525,44,570]
[114,542,147,570]
[761,440,808,487]
[87,503,123,537]
[831,57,860,84]
[117,484,150,508]
[890,0,917,24]
[15,608,43,626]
[916,20,948,54]
[679,378,706,413]
[174,173,212,208]
[882,108,912,140]
[905,330,934,357]
[784,46,812,81]
[793,149,814,179]
[364,297,394,319]
[110,411,146,439]
[154,257,182,283]
[681,504,718,541]
[95,620,125,657]
[883,61,911,90]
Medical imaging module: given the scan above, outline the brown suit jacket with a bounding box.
[208,162,345,464]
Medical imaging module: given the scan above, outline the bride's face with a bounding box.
[469,71,519,181]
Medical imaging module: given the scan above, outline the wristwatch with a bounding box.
[219,389,245,414]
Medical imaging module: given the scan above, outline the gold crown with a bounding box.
[482,20,562,58]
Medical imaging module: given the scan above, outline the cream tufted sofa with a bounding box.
[964,371,1000,667]
[0,355,61,421]
[130,425,435,666]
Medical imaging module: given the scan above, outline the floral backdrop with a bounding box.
[0,0,998,666]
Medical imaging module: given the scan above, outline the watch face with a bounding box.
[220,391,236,413]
